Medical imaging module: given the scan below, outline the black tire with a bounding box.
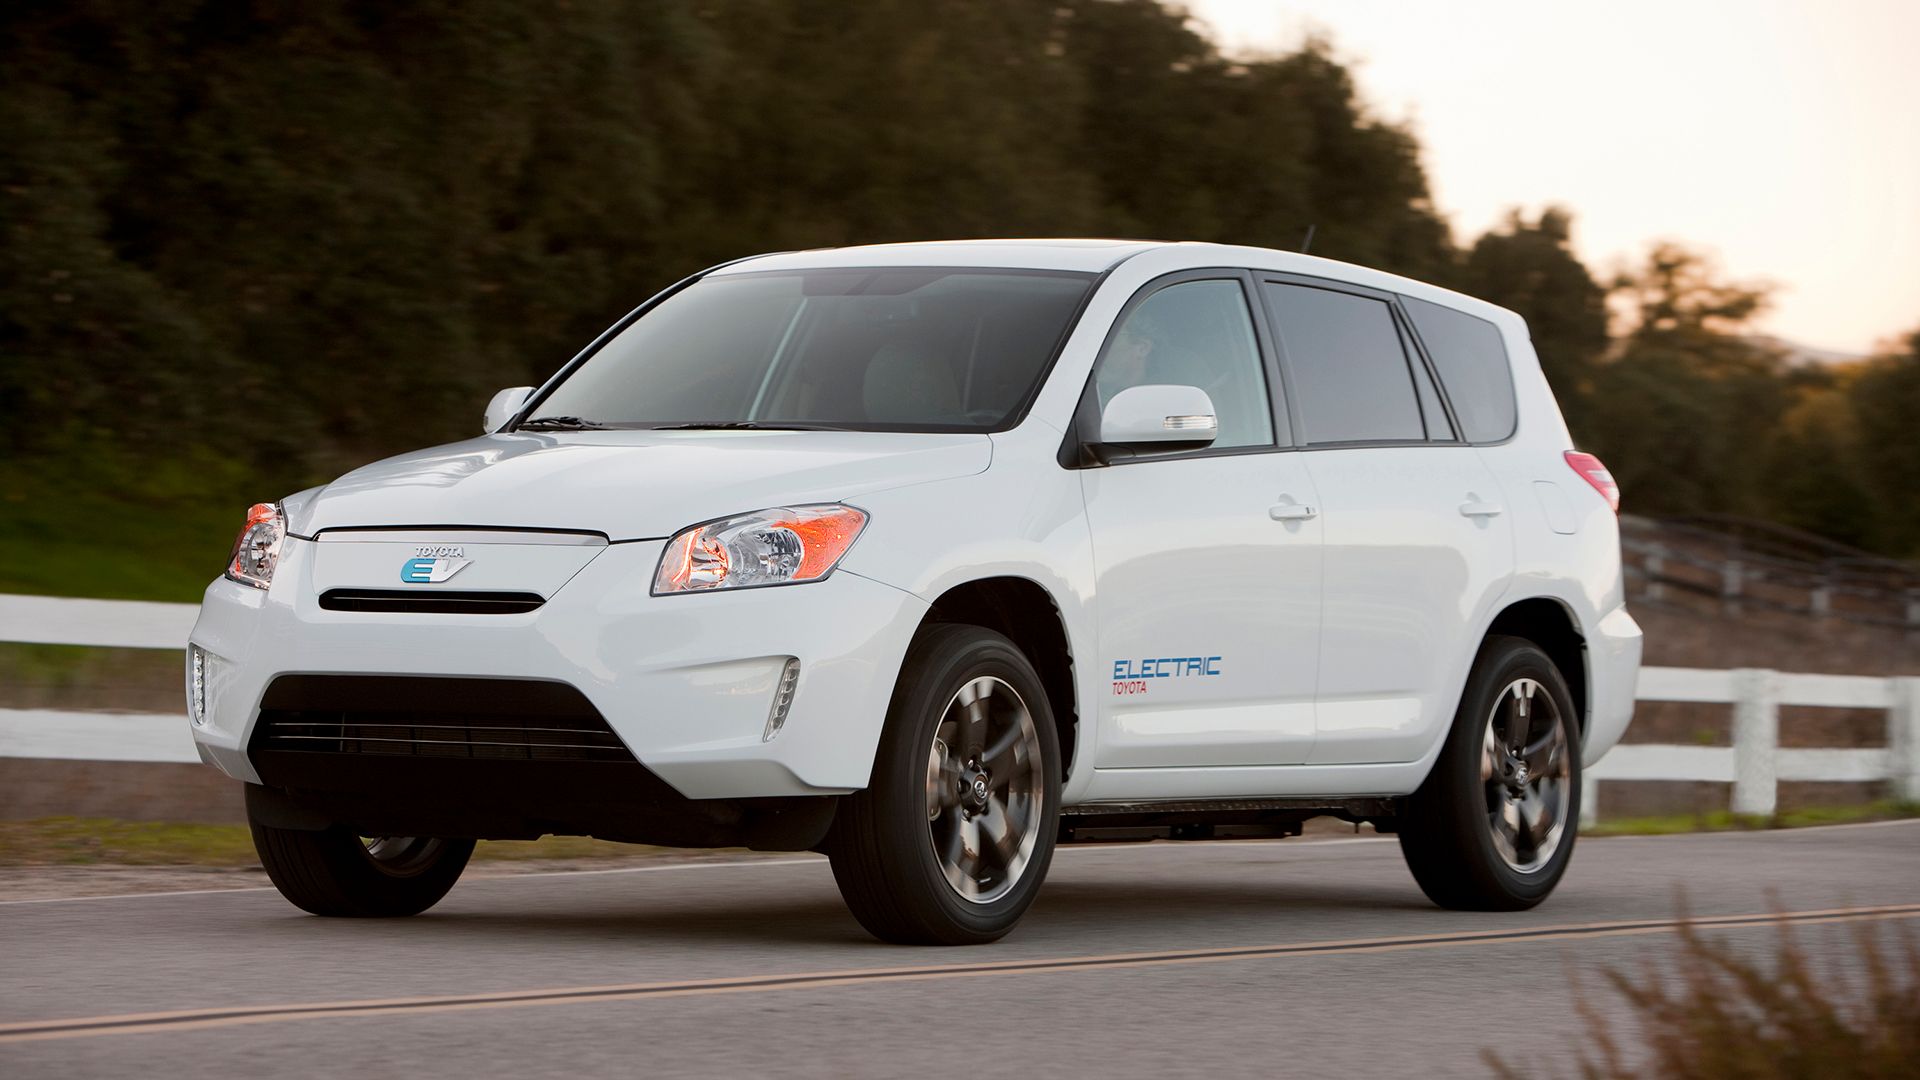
[828,623,1062,945]
[1399,635,1582,911]
[249,817,474,917]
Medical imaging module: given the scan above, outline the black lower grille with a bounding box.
[252,675,632,762]
[319,589,545,614]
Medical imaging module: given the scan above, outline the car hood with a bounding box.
[290,429,993,540]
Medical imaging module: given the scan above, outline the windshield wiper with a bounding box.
[648,421,845,431]
[516,415,612,431]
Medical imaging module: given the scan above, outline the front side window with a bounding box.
[1093,279,1274,450]
[527,268,1095,432]
[1263,283,1426,445]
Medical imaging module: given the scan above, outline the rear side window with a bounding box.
[1262,283,1424,444]
[1402,296,1516,442]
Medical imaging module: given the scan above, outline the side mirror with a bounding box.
[483,386,534,433]
[1095,384,1218,454]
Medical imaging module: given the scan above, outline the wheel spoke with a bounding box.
[1508,680,1535,753]
[938,814,981,898]
[1502,799,1528,852]
[955,677,992,760]
[981,723,1031,781]
[979,796,1020,873]
[959,814,984,880]
[937,812,965,867]
[1490,807,1517,857]
[1524,788,1558,844]
[1523,729,1563,778]
[927,737,961,815]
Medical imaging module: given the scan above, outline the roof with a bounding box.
[708,239,1522,332]
[710,238,1164,275]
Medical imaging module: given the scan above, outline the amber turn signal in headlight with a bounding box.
[653,505,868,595]
[226,502,285,590]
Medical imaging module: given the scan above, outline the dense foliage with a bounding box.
[3,0,1915,568]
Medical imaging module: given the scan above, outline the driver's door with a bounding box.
[1078,273,1323,772]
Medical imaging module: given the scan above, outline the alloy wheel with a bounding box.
[1480,677,1572,874]
[923,675,1045,904]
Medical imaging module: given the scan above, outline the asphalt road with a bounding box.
[3,820,1917,1079]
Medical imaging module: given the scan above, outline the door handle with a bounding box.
[1269,502,1318,521]
[1458,497,1504,518]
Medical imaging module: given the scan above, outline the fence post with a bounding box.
[1580,780,1599,828]
[1890,677,1920,804]
[1810,578,1831,618]
[1730,668,1779,817]
[1722,560,1745,617]
[1645,543,1667,603]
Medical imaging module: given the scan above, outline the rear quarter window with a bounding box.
[1402,296,1517,443]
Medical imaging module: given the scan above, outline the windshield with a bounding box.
[523,268,1096,433]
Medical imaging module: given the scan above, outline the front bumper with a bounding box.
[187,536,929,799]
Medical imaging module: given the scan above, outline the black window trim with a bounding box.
[1252,271,1478,452]
[1059,268,1294,469]
[1391,301,1459,442]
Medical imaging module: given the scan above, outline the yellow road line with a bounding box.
[4,903,1916,1044]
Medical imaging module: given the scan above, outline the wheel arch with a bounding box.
[917,576,1079,783]
[1483,595,1589,733]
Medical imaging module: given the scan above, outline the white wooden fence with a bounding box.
[1588,667,1920,823]
[3,595,1918,820]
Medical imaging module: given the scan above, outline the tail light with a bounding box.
[1564,451,1619,512]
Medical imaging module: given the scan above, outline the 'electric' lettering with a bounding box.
[1110,656,1223,680]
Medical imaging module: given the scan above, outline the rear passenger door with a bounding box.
[1256,277,1513,765]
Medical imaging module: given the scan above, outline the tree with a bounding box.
[1848,329,1920,556]
[1764,364,1875,548]
[1583,245,1787,519]
[1457,207,1608,433]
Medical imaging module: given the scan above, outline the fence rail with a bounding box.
[0,593,198,650]
[2,595,1917,822]
[1620,515,1920,629]
[1588,667,1920,824]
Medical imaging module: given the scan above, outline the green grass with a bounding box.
[1586,799,1920,837]
[0,818,674,867]
[0,642,184,709]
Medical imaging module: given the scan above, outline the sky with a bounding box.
[1186,0,1920,356]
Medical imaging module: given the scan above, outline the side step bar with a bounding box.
[1057,797,1399,844]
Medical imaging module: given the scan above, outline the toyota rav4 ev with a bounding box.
[188,239,1641,944]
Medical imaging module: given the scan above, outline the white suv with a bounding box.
[188,240,1642,944]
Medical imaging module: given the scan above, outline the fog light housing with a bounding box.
[187,645,210,726]
[764,658,800,742]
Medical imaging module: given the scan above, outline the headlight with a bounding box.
[225,502,285,590]
[653,504,868,595]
